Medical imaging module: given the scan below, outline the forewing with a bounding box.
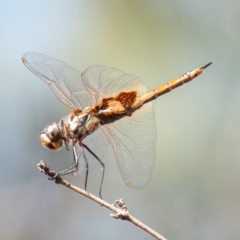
[22,52,92,109]
[81,65,126,104]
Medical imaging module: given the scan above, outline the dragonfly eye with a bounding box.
[40,123,63,150]
[46,123,61,140]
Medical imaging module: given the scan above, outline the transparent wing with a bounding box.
[81,65,126,103]
[82,67,157,188]
[106,103,156,188]
[22,52,93,109]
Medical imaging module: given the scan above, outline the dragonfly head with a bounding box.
[40,122,63,150]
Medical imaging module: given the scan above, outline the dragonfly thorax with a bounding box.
[66,111,101,143]
[40,122,63,150]
[68,113,90,132]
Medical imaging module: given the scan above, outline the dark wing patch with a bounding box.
[114,91,137,110]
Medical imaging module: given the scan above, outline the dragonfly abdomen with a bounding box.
[139,62,212,105]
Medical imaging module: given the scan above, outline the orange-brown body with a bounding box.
[22,51,212,192]
[62,63,210,147]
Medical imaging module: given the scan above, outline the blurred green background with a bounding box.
[1,1,240,239]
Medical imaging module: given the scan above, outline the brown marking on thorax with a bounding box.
[99,97,114,110]
[70,109,82,115]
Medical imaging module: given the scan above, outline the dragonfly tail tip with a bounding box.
[201,62,213,70]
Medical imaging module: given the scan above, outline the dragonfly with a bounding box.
[22,52,212,198]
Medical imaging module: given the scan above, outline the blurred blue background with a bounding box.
[1,1,240,239]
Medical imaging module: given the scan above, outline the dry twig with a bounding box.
[37,160,167,240]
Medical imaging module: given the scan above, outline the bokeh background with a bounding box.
[1,1,240,239]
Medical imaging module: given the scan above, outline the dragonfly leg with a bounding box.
[52,145,79,178]
[81,143,105,199]
[82,148,89,191]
